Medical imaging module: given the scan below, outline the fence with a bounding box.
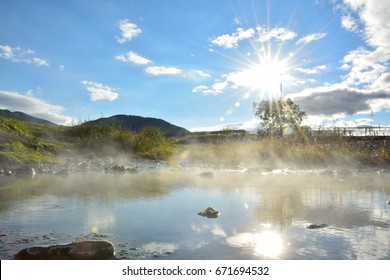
[311,126,390,137]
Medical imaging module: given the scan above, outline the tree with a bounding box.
[253,97,306,137]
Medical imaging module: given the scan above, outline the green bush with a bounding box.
[134,127,176,159]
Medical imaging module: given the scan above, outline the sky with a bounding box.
[0,0,389,132]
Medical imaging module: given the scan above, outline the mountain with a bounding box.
[0,109,54,125]
[86,114,191,136]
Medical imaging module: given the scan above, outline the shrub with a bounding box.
[134,127,176,159]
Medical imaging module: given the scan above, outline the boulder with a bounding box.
[198,207,220,218]
[306,224,328,229]
[13,240,115,260]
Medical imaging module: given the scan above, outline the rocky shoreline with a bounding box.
[1,158,389,179]
[0,157,168,178]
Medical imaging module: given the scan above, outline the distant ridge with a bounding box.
[86,114,191,137]
[0,109,54,125]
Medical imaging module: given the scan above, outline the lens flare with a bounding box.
[92,226,98,234]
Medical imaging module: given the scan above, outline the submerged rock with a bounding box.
[13,240,115,260]
[198,207,220,218]
[306,224,328,229]
[386,200,390,205]
[199,171,214,178]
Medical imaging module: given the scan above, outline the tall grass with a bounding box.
[173,133,390,168]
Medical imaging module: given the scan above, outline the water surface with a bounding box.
[0,168,389,259]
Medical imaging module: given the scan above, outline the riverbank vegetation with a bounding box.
[1,115,389,167]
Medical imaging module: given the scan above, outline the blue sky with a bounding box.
[1,0,389,131]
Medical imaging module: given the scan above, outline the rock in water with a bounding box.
[13,240,115,260]
[306,224,328,229]
[198,207,220,218]
[199,171,214,178]
[112,165,126,172]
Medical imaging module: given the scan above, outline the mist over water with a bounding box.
[0,161,389,260]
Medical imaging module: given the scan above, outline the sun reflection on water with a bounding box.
[226,230,283,259]
[253,231,283,258]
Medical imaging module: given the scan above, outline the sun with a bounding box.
[247,55,288,97]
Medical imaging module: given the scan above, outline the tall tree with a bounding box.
[253,97,306,136]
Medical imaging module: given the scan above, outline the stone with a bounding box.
[13,240,115,260]
[112,165,126,172]
[198,207,220,218]
[199,171,214,178]
[387,200,390,205]
[306,224,328,229]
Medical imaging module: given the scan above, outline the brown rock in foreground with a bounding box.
[13,240,115,260]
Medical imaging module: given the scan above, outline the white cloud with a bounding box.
[0,90,73,125]
[338,0,390,90]
[0,45,49,66]
[192,81,228,95]
[294,65,327,75]
[211,25,296,49]
[116,19,142,44]
[295,33,327,45]
[257,26,297,42]
[115,51,151,65]
[144,66,182,75]
[185,70,211,79]
[342,0,390,48]
[81,81,119,101]
[192,85,209,93]
[211,27,255,49]
[190,119,261,132]
[32,57,49,66]
[341,47,388,87]
[371,72,390,90]
[341,14,359,32]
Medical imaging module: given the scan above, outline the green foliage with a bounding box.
[1,115,389,167]
[0,116,34,138]
[65,122,117,142]
[62,123,176,159]
[253,97,306,137]
[0,141,57,163]
[134,127,176,159]
[0,117,62,163]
